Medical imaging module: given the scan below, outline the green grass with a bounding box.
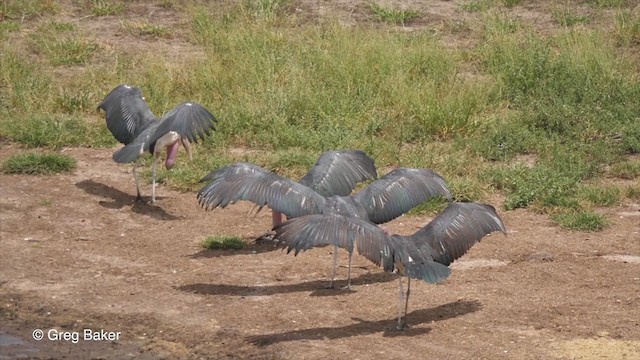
[202,236,246,250]
[614,10,640,46]
[122,21,171,38]
[552,210,610,231]
[91,0,124,16]
[0,0,58,20]
[577,185,622,207]
[1,2,639,231]
[587,0,628,8]
[0,114,116,149]
[460,0,495,13]
[33,37,99,65]
[369,2,420,26]
[2,153,76,175]
[609,160,640,179]
[552,8,590,27]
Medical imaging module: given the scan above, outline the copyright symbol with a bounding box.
[32,329,44,341]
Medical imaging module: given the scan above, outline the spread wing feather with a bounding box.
[197,163,326,218]
[354,168,452,224]
[298,150,377,197]
[98,84,156,145]
[409,202,507,266]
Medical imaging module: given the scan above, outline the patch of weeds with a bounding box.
[40,21,76,32]
[39,198,53,206]
[552,210,609,231]
[406,196,450,216]
[158,0,175,9]
[614,10,640,45]
[35,38,99,65]
[55,91,92,114]
[0,114,116,148]
[460,0,494,13]
[501,0,523,7]
[2,153,76,175]
[0,0,58,20]
[470,120,543,161]
[244,0,287,20]
[122,21,171,38]
[369,2,420,26]
[448,177,487,202]
[0,21,20,39]
[552,8,590,26]
[577,185,622,207]
[91,0,124,16]
[623,185,640,199]
[587,0,627,8]
[609,160,640,179]
[202,236,246,250]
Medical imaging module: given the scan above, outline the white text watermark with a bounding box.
[32,328,121,344]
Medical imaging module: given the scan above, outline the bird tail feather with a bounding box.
[113,143,144,163]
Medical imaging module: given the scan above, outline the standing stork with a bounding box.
[98,84,218,203]
[197,163,452,289]
[272,202,507,329]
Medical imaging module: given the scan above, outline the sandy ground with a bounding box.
[0,145,639,359]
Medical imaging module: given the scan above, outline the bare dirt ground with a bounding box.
[1,145,639,359]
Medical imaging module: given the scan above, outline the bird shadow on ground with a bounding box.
[188,240,280,258]
[176,272,398,297]
[246,299,482,346]
[75,180,180,220]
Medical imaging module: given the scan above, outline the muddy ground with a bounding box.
[0,146,638,359]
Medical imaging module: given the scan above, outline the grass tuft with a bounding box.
[552,210,609,231]
[202,236,246,250]
[91,0,124,16]
[2,153,76,175]
[369,2,420,26]
[122,21,171,38]
[609,160,640,179]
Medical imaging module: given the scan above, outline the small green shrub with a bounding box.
[202,236,246,250]
[2,153,76,175]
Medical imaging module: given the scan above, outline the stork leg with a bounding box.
[404,277,411,324]
[132,163,142,202]
[397,276,405,330]
[327,245,339,289]
[272,210,283,227]
[151,155,159,204]
[340,251,353,290]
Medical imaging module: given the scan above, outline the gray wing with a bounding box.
[273,214,393,268]
[149,102,218,151]
[197,163,326,218]
[98,84,156,145]
[354,168,452,224]
[410,202,507,266]
[298,150,377,197]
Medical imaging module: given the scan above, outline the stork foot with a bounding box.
[254,231,276,243]
[396,319,410,330]
[339,284,353,291]
[135,194,143,202]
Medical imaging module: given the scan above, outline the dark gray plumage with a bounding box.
[99,84,218,203]
[273,202,507,329]
[269,150,378,228]
[197,162,452,288]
